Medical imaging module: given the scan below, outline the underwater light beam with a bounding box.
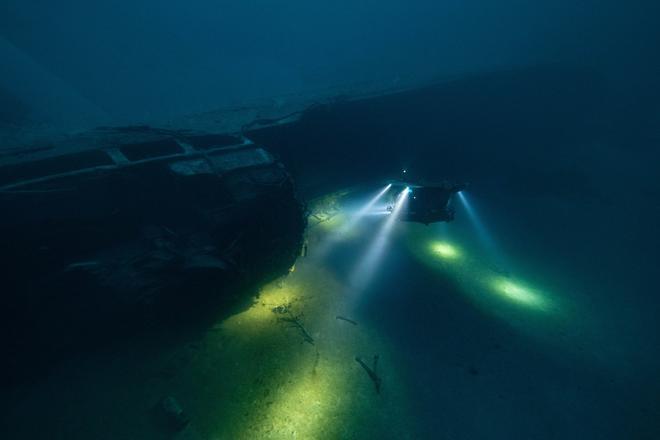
[349,187,409,294]
[339,184,392,234]
[313,184,392,260]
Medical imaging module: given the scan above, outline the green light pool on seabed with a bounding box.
[428,240,461,260]
[406,228,559,315]
[489,276,550,310]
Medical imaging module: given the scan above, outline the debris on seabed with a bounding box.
[336,315,358,325]
[356,355,382,394]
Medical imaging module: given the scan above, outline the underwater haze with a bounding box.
[1,0,659,127]
[1,1,660,440]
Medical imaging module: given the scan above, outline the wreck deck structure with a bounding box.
[0,126,306,383]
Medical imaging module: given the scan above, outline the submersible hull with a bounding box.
[0,126,305,382]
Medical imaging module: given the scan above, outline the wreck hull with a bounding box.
[0,129,305,383]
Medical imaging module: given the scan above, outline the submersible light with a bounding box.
[353,184,392,219]
[337,184,392,235]
[312,184,392,259]
[457,191,501,258]
[349,187,409,293]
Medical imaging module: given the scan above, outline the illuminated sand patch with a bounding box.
[401,222,578,354]
[243,352,351,439]
[183,261,415,440]
[429,241,461,260]
[307,191,349,232]
[404,223,638,374]
[490,276,548,310]
[312,211,348,231]
[306,197,355,255]
[306,186,395,255]
[407,225,557,311]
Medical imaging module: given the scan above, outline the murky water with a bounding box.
[3,184,659,439]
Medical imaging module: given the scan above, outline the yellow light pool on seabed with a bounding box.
[429,241,460,260]
[218,281,304,334]
[250,366,350,439]
[490,277,549,310]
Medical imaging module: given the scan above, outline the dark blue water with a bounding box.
[2,1,660,438]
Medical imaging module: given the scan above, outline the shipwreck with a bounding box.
[0,125,306,383]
